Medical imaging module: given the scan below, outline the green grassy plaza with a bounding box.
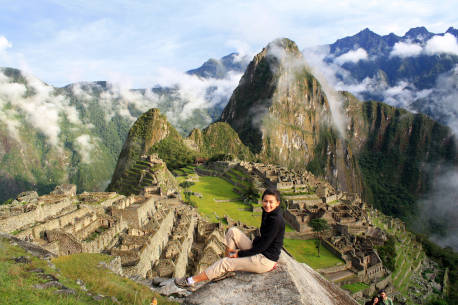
[183,175,261,227]
[341,282,370,293]
[283,239,346,269]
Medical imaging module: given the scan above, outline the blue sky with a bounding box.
[0,0,456,87]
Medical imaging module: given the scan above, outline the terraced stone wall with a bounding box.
[16,206,84,239]
[0,197,73,233]
[47,230,82,255]
[82,219,127,253]
[114,196,158,229]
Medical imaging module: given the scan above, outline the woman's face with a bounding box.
[262,194,280,213]
[373,297,379,303]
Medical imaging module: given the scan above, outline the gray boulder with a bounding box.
[184,251,358,305]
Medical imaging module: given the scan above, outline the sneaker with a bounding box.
[174,277,193,289]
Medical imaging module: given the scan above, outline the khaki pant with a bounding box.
[204,227,277,280]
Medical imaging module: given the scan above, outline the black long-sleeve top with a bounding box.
[238,205,285,261]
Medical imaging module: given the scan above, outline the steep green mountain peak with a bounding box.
[220,38,333,168]
[187,122,253,161]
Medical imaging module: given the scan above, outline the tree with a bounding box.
[179,181,195,189]
[242,182,258,204]
[309,218,329,257]
[179,181,195,206]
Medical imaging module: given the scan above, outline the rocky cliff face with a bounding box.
[342,92,456,217]
[220,39,330,163]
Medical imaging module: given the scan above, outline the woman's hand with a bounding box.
[229,249,239,258]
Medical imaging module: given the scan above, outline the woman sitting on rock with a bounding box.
[175,188,285,288]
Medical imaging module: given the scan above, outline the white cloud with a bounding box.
[152,68,243,127]
[225,39,254,63]
[425,33,458,55]
[75,134,96,163]
[0,107,21,140]
[390,41,423,57]
[302,45,349,137]
[417,168,458,250]
[413,65,458,134]
[0,36,12,52]
[69,66,243,134]
[335,48,368,64]
[0,69,84,148]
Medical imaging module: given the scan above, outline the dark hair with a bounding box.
[378,289,386,294]
[262,188,281,202]
[371,295,379,303]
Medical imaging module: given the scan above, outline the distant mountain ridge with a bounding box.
[316,26,458,132]
[329,26,458,57]
[186,52,250,79]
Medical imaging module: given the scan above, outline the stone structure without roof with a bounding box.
[0,179,225,280]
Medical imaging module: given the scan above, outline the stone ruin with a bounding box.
[241,162,319,191]
[230,161,390,284]
[0,184,226,281]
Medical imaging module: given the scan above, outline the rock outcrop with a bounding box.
[184,251,359,305]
